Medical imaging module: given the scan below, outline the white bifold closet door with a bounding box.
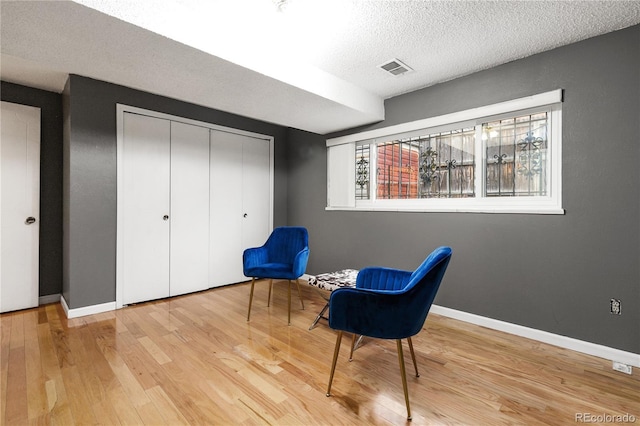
[241,134,271,251]
[121,113,171,304]
[209,130,270,286]
[169,122,210,296]
[121,113,209,305]
[0,101,40,313]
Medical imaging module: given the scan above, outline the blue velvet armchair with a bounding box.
[326,246,452,421]
[243,226,310,325]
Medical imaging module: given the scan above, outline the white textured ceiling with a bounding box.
[2,0,639,134]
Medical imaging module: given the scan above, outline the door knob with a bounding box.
[163,215,169,221]
[25,216,36,225]
[243,213,248,218]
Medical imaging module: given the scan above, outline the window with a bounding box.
[358,126,476,201]
[484,112,548,197]
[327,90,563,214]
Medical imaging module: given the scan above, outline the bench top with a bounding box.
[308,269,358,292]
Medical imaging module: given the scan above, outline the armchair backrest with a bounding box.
[328,246,452,339]
[402,246,452,336]
[265,226,309,264]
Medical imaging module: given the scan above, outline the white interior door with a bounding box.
[170,122,210,296]
[0,101,40,313]
[121,113,171,304]
[209,130,244,286]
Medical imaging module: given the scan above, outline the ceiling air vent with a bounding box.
[379,58,413,76]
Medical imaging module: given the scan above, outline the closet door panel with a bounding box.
[0,102,40,313]
[122,113,171,304]
[242,137,271,250]
[209,130,244,286]
[170,122,210,296]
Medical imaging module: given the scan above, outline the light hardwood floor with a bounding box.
[1,280,638,425]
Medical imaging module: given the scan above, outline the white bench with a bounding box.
[307,269,358,330]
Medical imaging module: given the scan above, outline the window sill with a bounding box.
[325,205,565,215]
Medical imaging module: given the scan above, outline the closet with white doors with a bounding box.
[117,106,273,307]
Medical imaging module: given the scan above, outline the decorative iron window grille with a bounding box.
[376,140,420,199]
[417,128,475,198]
[355,144,370,200]
[373,127,475,200]
[485,112,548,197]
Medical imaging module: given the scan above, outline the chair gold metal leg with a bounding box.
[326,331,343,397]
[349,333,356,361]
[247,277,256,322]
[287,280,292,325]
[295,279,305,310]
[407,337,419,377]
[397,339,412,421]
[267,279,273,307]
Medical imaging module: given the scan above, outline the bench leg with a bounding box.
[349,334,365,361]
[309,303,329,330]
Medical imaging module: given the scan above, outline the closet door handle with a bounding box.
[25,216,36,225]
[243,213,248,218]
[163,215,169,221]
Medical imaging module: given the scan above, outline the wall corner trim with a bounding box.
[430,305,640,368]
[60,296,116,319]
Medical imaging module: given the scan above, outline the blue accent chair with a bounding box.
[326,246,452,421]
[243,226,310,325]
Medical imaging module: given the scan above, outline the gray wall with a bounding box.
[287,25,640,354]
[1,81,63,298]
[63,75,289,309]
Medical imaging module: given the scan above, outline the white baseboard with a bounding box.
[430,305,640,368]
[39,293,61,305]
[60,295,116,319]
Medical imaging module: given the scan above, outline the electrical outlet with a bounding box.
[610,298,621,315]
[612,361,632,375]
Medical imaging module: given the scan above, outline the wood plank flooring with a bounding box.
[1,280,638,425]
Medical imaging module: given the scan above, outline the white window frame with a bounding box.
[326,90,564,214]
